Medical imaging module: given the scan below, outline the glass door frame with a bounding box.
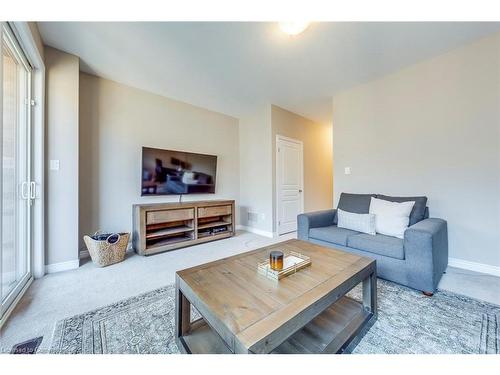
[0,22,33,323]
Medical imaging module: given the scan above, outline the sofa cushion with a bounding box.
[377,194,428,226]
[309,225,360,246]
[347,233,405,260]
[333,193,377,224]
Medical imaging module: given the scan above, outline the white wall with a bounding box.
[238,105,274,235]
[79,73,240,250]
[332,33,500,268]
[45,47,79,266]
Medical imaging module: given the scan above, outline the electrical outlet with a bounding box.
[344,166,351,175]
[248,212,259,222]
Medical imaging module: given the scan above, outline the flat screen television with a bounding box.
[141,147,217,196]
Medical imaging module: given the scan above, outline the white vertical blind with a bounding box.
[2,35,20,300]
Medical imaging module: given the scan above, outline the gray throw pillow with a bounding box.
[333,193,377,224]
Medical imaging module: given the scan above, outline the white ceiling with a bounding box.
[38,22,500,124]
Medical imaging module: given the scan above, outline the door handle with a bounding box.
[30,181,36,200]
[21,181,29,200]
[299,189,303,193]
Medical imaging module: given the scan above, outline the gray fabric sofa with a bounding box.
[297,193,448,294]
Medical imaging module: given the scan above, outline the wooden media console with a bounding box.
[132,200,235,255]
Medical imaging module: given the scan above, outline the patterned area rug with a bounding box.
[50,280,500,354]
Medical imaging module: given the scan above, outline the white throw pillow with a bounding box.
[369,197,415,239]
[337,209,376,235]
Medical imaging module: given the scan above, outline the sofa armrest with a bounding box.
[297,209,336,240]
[404,218,448,292]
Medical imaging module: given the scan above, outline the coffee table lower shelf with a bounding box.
[177,296,374,354]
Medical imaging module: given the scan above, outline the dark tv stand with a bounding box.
[132,200,235,256]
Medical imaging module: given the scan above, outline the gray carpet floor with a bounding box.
[49,279,500,354]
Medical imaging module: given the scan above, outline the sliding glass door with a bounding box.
[1,24,32,320]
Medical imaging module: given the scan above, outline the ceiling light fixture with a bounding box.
[279,22,310,36]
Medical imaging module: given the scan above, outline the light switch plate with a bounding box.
[344,167,351,175]
[50,160,60,171]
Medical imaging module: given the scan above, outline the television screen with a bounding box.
[141,147,217,196]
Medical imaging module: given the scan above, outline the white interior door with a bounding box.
[1,24,33,324]
[276,136,303,235]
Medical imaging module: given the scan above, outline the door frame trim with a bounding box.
[275,134,304,236]
[10,22,45,280]
[0,22,33,324]
[0,22,44,327]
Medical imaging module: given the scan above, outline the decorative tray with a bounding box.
[257,251,311,281]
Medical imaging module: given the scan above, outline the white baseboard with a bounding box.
[448,257,500,277]
[236,225,274,238]
[45,259,80,274]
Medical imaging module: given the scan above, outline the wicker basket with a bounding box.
[83,231,129,267]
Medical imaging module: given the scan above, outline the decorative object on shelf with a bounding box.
[258,251,311,281]
[212,226,228,234]
[83,231,129,267]
[269,251,284,270]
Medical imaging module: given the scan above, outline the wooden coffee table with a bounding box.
[175,239,377,354]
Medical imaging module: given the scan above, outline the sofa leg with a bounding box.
[422,291,434,297]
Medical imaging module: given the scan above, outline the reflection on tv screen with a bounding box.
[142,147,217,196]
